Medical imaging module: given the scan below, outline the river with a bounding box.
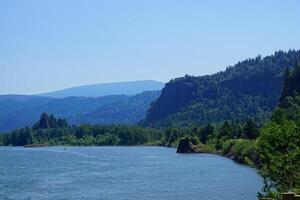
[0,146,262,200]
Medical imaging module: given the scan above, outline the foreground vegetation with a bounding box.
[256,63,300,198]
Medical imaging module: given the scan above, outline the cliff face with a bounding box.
[143,76,197,125]
[142,50,300,127]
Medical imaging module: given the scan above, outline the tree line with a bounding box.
[0,112,259,148]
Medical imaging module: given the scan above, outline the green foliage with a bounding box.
[257,121,300,192]
[162,127,185,147]
[199,123,214,144]
[243,119,259,139]
[10,128,33,146]
[190,136,201,145]
[2,113,164,147]
[281,95,300,122]
[95,134,120,146]
[219,121,232,139]
[230,139,256,165]
[2,134,11,145]
[258,61,300,197]
[271,108,288,124]
[221,140,235,154]
[221,139,256,165]
[280,62,300,104]
[197,144,216,154]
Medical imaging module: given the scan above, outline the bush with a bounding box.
[257,120,300,192]
[197,144,216,153]
[190,136,201,145]
[224,139,256,165]
[221,140,235,154]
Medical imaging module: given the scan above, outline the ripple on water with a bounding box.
[0,146,262,200]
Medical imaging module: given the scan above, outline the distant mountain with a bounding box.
[0,91,161,131]
[38,80,164,98]
[141,50,300,127]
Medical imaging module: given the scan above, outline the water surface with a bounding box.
[0,146,262,200]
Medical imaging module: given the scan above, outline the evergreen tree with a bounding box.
[243,119,259,139]
[280,67,293,104]
[280,62,300,105]
[198,123,214,144]
[219,121,232,139]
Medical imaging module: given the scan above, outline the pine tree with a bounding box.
[219,121,232,139]
[243,119,258,139]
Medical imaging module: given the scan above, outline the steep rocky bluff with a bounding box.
[142,50,300,127]
[144,78,196,123]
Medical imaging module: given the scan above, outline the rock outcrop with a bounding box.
[176,137,199,153]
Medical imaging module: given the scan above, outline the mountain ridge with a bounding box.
[142,50,300,127]
[0,91,160,131]
[37,80,164,98]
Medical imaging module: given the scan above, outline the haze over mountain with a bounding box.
[0,91,160,131]
[38,80,164,98]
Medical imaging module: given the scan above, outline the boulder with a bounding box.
[176,137,198,153]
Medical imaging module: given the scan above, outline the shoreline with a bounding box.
[17,144,256,168]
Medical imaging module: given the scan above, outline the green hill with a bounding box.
[142,50,300,127]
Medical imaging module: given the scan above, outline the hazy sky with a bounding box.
[1,0,300,94]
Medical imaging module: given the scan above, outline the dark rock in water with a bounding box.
[176,137,198,153]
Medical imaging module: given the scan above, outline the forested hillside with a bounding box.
[0,91,160,131]
[142,50,300,127]
[70,91,161,125]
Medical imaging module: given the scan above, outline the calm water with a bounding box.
[0,146,262,200]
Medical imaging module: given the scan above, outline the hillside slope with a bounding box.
[0,91,160,131]
[142,50,300,127]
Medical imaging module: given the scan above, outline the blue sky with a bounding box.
[1,0,300,94]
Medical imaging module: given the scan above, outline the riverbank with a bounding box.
[176,136,258,167]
